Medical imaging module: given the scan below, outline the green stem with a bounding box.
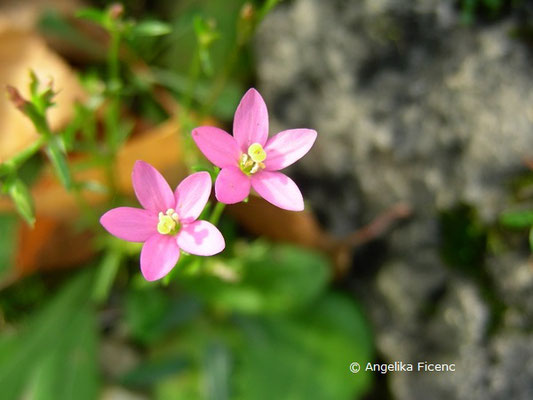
[209,201,226,226]
[103,24,122,193]
[106,27,122,152]
[1,136,46,173]
[183,51,201,112]
[201,44,240,116]
[108,29,121,89]
[257,0,281,22]
[179,51,204,169]
[202,0,281,116]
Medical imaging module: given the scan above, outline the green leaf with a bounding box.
[27,305,99,400]
[204,341,231,400]
[193,16,219,48]
[0,214,17,278]
[29,70,39,98]
[6,177,35,226]
[439,204,487,271]
[45,137,72,190]
[125,288,202,345]
[500,209,533,229]
[184,242,330,314]
[76,8,109,27]
[121,356,188,388]
[154,293,373,400]
[126,288,169,344]
[28,71,55,114]
[257,0,281,23]
[132,20,172,37]
[0,270,96,400]
[92,250,122,303]
[0,163,11,176]
[234,294,373,400]
[38,9,102,58]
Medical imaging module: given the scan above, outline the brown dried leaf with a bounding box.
[227,196,334,251]
[0,117,186,219]
[0,117,186,282]
[15,214,94,276]
[0,27,85,162]
[228,197,411,277]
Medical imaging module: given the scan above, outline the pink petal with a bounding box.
[132,160,175,213]
[251,171,304,211]
[233,88,269,150]
[215,167,251,204]
[177,220,225,256]
[140,234,180,281]
[175,172,212,223]
[192,126,241,168]
[264,129,317,171]
[100,207,157,242]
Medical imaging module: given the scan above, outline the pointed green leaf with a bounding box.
[27,305,99,400]
[234,294,373,400]
[500,209,533,229]
[0,213,17,278]
[183,242,330,314]
[0,163,11,176]
[6,177,35,226]
[0,270,95,400]
[132,20,172,37]
[92,250,122,303]
[45,137,72,190]
[75,8,109,27]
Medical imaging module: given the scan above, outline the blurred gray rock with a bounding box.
[255,0,533,399]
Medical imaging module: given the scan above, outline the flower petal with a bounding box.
[192,126,241,168]
[251,171,304,211]
[100,207,157,242]
[132,160,175,213]
[215,167,251,204]
[177,220,225,256]
[233,88,269,150]
[264,129,317,171]
[140,234,180,281]
[175,172,212,223]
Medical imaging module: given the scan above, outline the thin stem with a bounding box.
[106,28,122,152]
[201,45,240,116]
[1,136,46,172]
[179,51,204,169]
[183,51,201,112]
[201,0,282,117]
[103,24,122,193]
[257,0,281,22]
[209,201,226,226]
[108,29,121,90]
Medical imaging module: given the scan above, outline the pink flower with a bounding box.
[100,161,225,281]
[192,88,317,211]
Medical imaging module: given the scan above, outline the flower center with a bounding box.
[157,209,180,235]
[239,143,266,175]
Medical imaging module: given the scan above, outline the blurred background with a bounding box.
[0,0,533,399]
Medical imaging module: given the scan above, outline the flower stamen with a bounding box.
[239,143,266,175]
[157,208,180,235]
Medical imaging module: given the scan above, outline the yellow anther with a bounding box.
[239,144,266,175]
[157,208,180,235]
[247,143,266,163]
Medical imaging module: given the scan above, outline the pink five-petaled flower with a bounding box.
[100,161,225,281]
[192,88,317,211]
